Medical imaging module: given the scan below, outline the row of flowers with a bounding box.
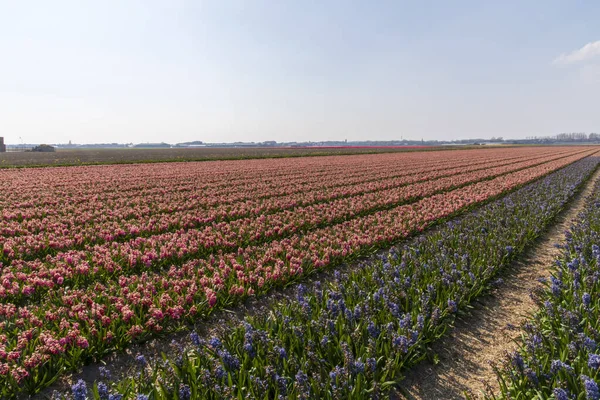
[0,152,595,396]
[0,148,561,233]
[0,150,587,302]
[491,169,600,399]
[58,156,600,400]
[0,151,550,253]
[1,149,521,214]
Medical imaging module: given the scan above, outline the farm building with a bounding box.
[0,137,5,153]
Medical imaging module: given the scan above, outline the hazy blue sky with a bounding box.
[0,1,599,144]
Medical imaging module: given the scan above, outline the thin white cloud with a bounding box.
[554,40,600,65]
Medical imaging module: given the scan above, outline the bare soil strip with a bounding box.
[396,165,600,400]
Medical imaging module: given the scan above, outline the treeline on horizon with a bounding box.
[3,132,600,149]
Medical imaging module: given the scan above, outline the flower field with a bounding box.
[0,147,598,398]
[74,155,600,399]
[492,168,600,399]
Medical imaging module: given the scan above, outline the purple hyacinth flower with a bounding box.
[97,381,109,400]
[135,354,147,367]
[582,375,600,400]
[71,379,88,400]
[179,384,192,400]
[589,353,600,370]
[190,331,201,346]
[553,388,570,400]
[583,292,592,308]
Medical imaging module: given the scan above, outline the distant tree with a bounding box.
[30,144,56,152]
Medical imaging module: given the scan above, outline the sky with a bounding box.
[0,1,599,144]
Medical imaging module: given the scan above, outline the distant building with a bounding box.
[0,137,6,153]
